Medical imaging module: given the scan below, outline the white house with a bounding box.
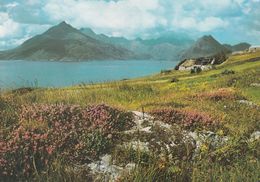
[249,45,260,52]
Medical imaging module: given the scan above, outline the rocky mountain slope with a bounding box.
[81,28,194,60]
[223,42,251,52]
[181,35,230,59]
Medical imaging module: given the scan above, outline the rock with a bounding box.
[250,83,260,87]
[188,131,228,150]
[250,131,260,141]
[140,126,152,133]
[88,154,124,181]
[124,140,150,152]
[125,163,136,171]
[87,154,137,181]
[153,120,172,130]
[238,100,258,107]
[124,111,154,134]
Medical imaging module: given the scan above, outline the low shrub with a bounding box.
[161,69,172,74]
[0,126,52,179]
[170,77,179,83]
[11,87,34,95]
[221,69,235,75]
[85,104,134,132]
[0,104,134,179]
[112,145,152,166]
[196,88,241,101]
[0,96,20,130]
[20,104,134,133]
[150,109,216,130]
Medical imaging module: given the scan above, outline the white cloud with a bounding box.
[0,12,20,38]
[0,36,29,50]
[4,2,19,8]
[0,11,50,50]
[173,16,228,32]
[43,0,166,37]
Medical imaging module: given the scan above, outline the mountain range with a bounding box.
[223,43,251,52]
[0,21,251,61]
[80,28,194,60]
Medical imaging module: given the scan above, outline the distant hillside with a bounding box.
[80,28,130,45]
[223,42,251,52]
[81,28,194,60]
[0,22,135,61]
[181,35,230,59]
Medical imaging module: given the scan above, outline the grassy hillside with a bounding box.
[11,51,260,110]
[0,52,260,181]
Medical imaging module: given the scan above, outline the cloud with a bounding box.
[0,12,20,38]
[173,17,228,32]
[2,1,52,25]
[43,0,166,38]
[0,11,50,50]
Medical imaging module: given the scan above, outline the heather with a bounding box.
[150,108,217,130]
[0,104,134,180]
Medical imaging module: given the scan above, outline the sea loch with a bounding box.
[0,60,176,89]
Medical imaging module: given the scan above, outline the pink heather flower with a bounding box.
[46,146,54,155]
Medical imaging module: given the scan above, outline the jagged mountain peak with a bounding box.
[43,21,80,38]
[181,35,230,59]
[196,35,220,45]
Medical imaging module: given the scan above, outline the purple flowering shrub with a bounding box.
[150,108,216,130]
[0,104,134,179]
[0,126,51,178]
[20,104,134,133]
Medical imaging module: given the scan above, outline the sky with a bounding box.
[0,0,260,50]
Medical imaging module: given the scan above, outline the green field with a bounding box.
[0,52,260,181]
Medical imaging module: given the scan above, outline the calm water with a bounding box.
[0,60,177,89]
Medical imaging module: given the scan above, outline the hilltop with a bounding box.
[223,42,251,52]
[181,35,231,59]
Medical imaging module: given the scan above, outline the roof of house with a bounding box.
[249,45,260,48]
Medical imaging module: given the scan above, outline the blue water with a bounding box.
[0,60,177,88]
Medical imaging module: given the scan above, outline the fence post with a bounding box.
[142,106,145,120]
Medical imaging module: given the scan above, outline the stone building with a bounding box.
[249,46,260,52]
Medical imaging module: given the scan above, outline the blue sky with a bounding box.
[0,0,260,50]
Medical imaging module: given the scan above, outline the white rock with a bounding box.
[125,140,150,152]
[238,100,257,107]
[140,126,152,133]
[250,83,260,87]
[132,111,153,120]
[250,131,260,141]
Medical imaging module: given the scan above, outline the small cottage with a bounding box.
[249,46,260,53]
